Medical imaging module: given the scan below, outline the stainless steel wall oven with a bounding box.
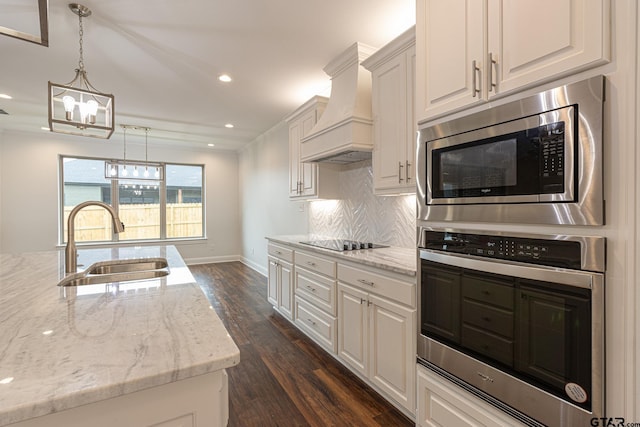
[416,76,605,226]
[417,227,605,426]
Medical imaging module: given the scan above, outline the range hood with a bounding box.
[300,42,377,164]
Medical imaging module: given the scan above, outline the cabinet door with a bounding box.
[288,121,302,197]
[369,293,416,412]
[416,0,486,122]
[487,0,610,96]
[299,110,318,197]
[267,257,279,306]
[338,283,369,375]
[278,260,294,320]
[372,53,408,191]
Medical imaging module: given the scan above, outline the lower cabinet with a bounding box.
[337,265,416,414]
[416,364,525,427]
[267,243,294,320]
[265,240,416,418]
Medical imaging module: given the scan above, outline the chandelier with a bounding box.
[105,125,165,182]
[48,3,114,139]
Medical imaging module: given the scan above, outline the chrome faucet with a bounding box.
[65,201,125,274]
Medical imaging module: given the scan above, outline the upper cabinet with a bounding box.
[286,96,340,200]
[416,0,611,123]
[362,27,416,195]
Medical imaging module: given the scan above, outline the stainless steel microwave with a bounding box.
[417,76,605,226]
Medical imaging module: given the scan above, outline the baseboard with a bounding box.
[185,255,240,265]
[240,257,267,277]
[184,254,267,278]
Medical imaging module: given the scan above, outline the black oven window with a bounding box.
[421,259,592,410]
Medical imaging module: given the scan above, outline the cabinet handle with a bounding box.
[472,60,481,97]
[306,285,316,292]
[405,160,411,182]
[367,300,372,307]
[306,318,316,326]
[275,250,282,255]
[398,162,404,183]
[488,52,497,93]
[357,278,375,287]
[306,261,317,267]
[359,298,366,305]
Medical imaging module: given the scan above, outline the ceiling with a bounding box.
[0,0,415,150]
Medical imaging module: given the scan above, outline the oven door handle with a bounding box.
[419,249,602,290]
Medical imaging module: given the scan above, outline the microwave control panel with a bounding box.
[424,231,581,270]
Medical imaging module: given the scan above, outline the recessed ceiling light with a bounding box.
[208,143,215,147]
[218,74,232,83]
[224,123,234,128]
[0,94,12,99]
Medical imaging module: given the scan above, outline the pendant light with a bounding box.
[105,125,164,181]
[48,3,114,139]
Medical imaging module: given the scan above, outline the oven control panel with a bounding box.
[423,231,582,269]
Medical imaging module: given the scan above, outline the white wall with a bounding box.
[0,130,241,262]
[238,122,308,274]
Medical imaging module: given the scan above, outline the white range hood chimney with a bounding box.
[300,42,377,164]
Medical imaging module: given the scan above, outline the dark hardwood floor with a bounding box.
[190,262,415,427]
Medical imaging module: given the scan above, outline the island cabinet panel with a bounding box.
[8,370,229,427]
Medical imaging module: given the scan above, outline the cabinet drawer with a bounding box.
[294,296,337,353]
[338,264,415,307]
[462,325,514,367]
[462,274,514,310]
[268,243,294,263]
[296,251,336,278]
[462,299,513,338]
[295,268,336,315]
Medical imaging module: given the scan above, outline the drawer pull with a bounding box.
[307,261,317,267]
[482,316,491,322]
[275,250,282,255]
[307,318,316,326]
[306,285,316,292]
[357,278,375,287]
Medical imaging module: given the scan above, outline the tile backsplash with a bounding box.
[308,160,416,248]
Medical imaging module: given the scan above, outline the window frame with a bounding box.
[59,155,206,245]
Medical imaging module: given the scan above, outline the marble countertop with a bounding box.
[0,245,240,426]
[266,235,417,277]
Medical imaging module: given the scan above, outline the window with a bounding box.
[60,156,204,243]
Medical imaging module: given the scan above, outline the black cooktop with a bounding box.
[299,239,389,252]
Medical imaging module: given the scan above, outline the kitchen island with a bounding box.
[0,245,240,427]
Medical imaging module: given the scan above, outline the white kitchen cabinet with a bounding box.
[267,243,294,320]
[9,370,229,427]
[362,27,417,195]
[416,0,610,122]
[337,264,416,414]
[294,249,338,353]
[416,364,526,427]
[286,96,340,199]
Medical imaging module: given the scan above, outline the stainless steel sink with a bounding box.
[58,257,170,287]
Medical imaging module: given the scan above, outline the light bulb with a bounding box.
[143,167,149,178]
[154,167,160,178]
[133,166,139,177]
[110,165,117,176]
[62,96,75,120]
[86,100,98,124]
[78,102,90,123]
[122,165,128,177]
